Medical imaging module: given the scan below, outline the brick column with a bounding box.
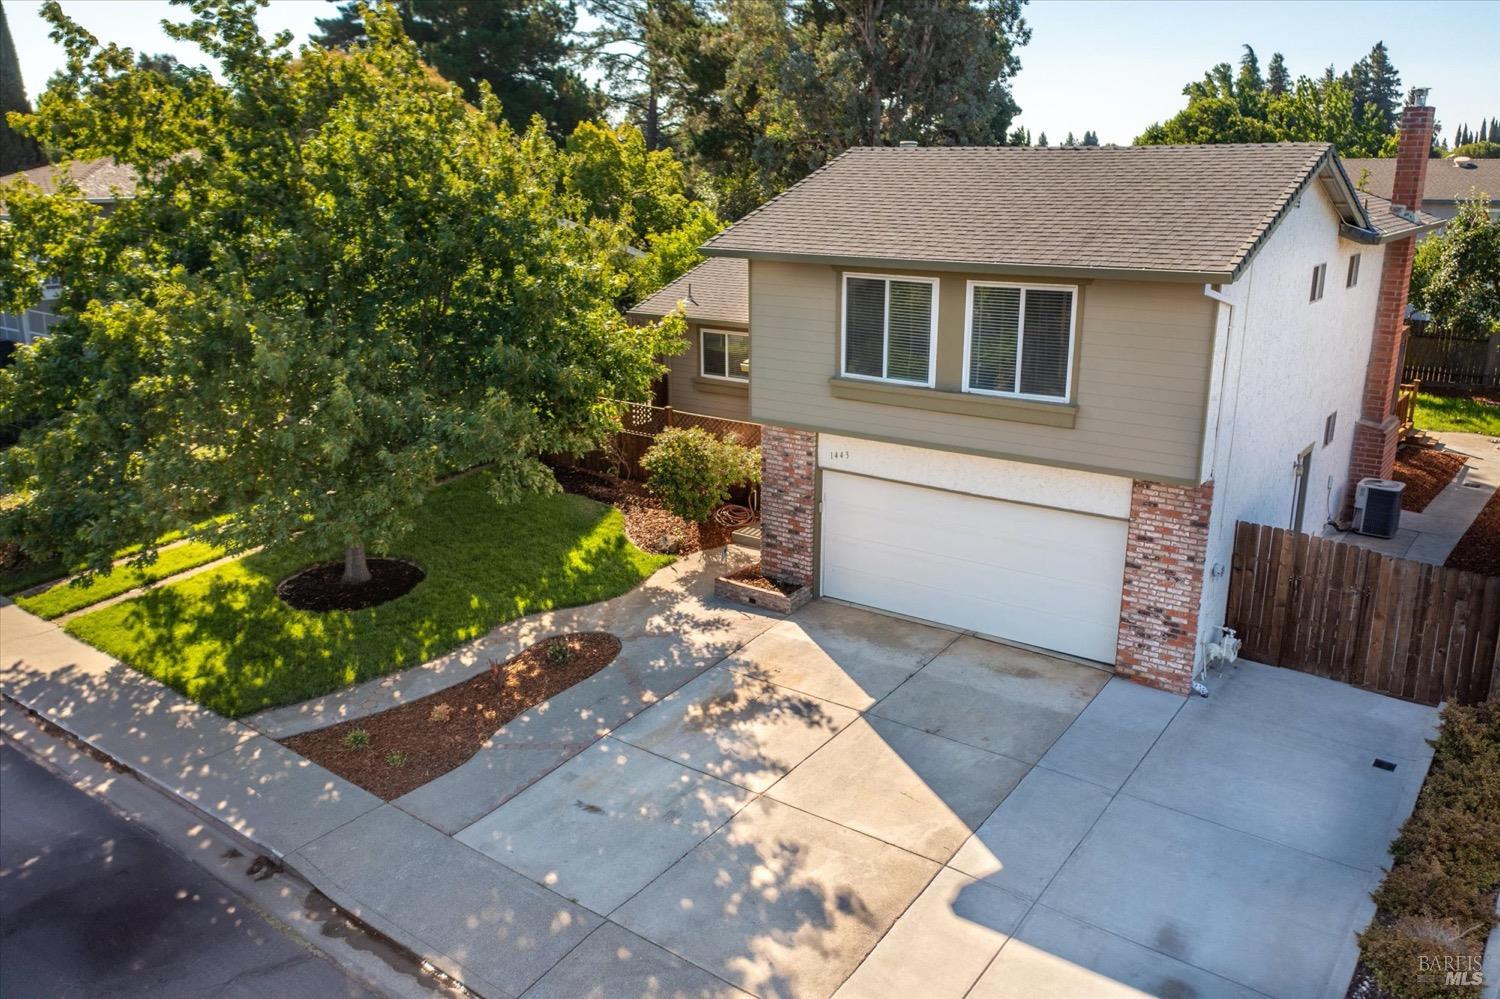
[1114,479,1214,695]
[760,425,817,587]
[1348,99,1435,496]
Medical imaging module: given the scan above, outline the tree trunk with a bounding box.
[343,544,371,586]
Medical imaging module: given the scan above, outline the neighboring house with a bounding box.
[0,157,139,345]
[628,256,751,421]
[690,104,1441,697]
[1343,154,1499,221]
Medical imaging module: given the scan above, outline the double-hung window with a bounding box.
[841,274,938,386]
[963,282,1077,402]
[700,329,749,381]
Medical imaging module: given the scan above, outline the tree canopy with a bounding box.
[1409,196,1500,338]
[1,2,46,173]
[312,0,602,139]
[0,0,681,582]
[1136,42,1409,157]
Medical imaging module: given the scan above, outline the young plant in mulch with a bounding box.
[1353,701,1500,999]
[280,633,623,800]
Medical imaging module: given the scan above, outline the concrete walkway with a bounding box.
[3,551,1439,999]
[1330,430,1499,564]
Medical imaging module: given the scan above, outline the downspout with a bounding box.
[1195,278,1254,693]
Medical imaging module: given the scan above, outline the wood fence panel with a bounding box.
[1225,523,1499,706]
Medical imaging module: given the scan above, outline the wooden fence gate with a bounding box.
[1226,522,1500,705]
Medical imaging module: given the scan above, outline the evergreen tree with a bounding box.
[312,0,602,139]
[1,2,45,174]
[1267,52,1290,96]
[1063,131,1076,146]
[1481,120,1490,144]
[1037,131,1048,146]
[1006,125,1030,145]
[1237,45,1264,94]
[1082,130,1099,146]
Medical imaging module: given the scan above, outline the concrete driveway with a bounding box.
[443,598,1436,999]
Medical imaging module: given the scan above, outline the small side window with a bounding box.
[1346,254,1361,288]
[1324,411,1337,446]
[1310,263,1327,302]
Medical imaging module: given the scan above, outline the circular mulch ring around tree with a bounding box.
[276,557,426,612]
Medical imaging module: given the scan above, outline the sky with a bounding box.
[6,0,1500,146]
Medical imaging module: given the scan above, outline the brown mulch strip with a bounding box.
[551,465,735,555]
[1391,444,1467,512]
[1444,487,1500,576]
[276,557,426,612]
[723,563,801,595]
[281,632,622,800]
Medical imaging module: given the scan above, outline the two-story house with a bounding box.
[637,100,1442,696]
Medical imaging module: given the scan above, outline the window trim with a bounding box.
[1310,263,1327,302]
[961,279,1080,404]
[1324,411,1338,446]
[699,327,750,383]
[839,272,939,389]
[1346,254,1361,289]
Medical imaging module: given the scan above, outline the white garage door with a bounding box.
[820,471,1128,663]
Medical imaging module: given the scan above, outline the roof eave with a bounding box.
[1339,219,1447,245]
[700,246,1232,285]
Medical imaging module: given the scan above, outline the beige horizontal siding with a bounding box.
[665,321,753,422]
[747,261,1216,481]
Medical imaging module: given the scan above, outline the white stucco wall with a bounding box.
[1195,182,1383,659]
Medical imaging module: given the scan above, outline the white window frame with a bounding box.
[840,272,939,388]
[961,279,1079,404]
[1310,263,1327,302]
[1346,254,1361,289]
[699,327,750,382]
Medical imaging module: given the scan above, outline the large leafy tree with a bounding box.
[1,1,46,173]
[563,120,722,303]
[0,0,680,584]
[313,0,602,138]
[1410,196,1500,338]
[701,0,1030,218]
[1137,42,1403,156]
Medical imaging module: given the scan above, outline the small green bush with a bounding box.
[546,640,575,665]
[341,728,370,749]
[1358,701,1500,998]
[640,427,760,524]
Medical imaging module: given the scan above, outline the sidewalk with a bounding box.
[1329,430,1499,564]
[2,548,777,998]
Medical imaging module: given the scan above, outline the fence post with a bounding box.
[1486,329,1500,389]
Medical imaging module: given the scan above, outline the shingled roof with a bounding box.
[628,256,748,324]
[0,157,139,201]
[704,144,1411,281]
[1343,156,1500,206]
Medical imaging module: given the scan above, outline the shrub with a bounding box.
[341,728,370,750]
[1358,701,1500,997]
[546,640,575,665]
[640,427,760,524]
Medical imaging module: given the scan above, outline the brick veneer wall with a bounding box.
[1115,479,1215,695]
[1347,101,1435,498]
[760,425,817,587]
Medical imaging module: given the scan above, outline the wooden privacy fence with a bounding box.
[570,402,762,483]
[1227,522,1500,706]
[1402,323,1500,389]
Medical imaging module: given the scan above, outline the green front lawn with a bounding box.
[66,475,671,718]
[16,540,228,620]
[1415,391,1500,436]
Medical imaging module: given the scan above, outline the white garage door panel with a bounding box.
[821,472,1128,663]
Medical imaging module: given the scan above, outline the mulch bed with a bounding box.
[1445,487,1500,576]
[722,563,801,595]
[281,632,622,800]
[1391,444,1467,512]
[551,464,736,555]
[276,557,426,612]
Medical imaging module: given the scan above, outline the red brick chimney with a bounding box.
[1347,92,1435,499]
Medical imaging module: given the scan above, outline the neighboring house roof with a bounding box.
[628,256,749,325]
[1342,156,1500,206]
[0,156,140,202]
[704,144,1431,282]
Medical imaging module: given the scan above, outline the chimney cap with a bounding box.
[1409,87,1429,107]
